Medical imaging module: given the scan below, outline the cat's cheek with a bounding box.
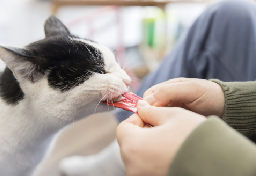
[72,102,114,121]
[101,87,127,102]
[98,77,126,100]
[96,103,116,113]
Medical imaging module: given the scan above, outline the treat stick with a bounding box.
[102,92,152,127]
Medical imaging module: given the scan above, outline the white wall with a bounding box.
[0,0,208,71]
[0,0,52,71]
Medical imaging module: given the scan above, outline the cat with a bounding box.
[0,16,131,176]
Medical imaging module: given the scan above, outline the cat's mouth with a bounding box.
[111,95,124,102]
[101,95,123,104]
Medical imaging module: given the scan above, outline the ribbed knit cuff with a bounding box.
[211,79,256,137]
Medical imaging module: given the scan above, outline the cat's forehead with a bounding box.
[70,38,116,60]
[70,38,118,71]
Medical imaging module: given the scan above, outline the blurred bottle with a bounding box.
[143,7,165,49]
[142,7,185,50]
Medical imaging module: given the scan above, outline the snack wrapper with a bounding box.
[102,92,152,126]
[102,92,142,113]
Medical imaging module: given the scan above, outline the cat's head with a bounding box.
[0,16,131,122]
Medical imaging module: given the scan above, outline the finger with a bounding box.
[143,78,194,102]
[143,84,163,102]
[164,77,194,84]
[124,114,145,128]
[137,100,179,126]
[116,114,143,145]
[144,81,202,107]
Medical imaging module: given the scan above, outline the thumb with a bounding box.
[123,113,145,127]
[137,100,175,126]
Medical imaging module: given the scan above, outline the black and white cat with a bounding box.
[0,16,131,176]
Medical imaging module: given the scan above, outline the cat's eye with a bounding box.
[99,70,106,74]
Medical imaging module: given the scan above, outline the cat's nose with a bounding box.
[123,76,131,86]
[116,69,131,86]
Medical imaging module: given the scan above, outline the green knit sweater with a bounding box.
[168,80,256,176]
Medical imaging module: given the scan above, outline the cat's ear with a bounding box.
[0,46,43,82]
[44,16,70,37]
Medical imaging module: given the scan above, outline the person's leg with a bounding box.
[117,0,256,122]
[59,1,256,175]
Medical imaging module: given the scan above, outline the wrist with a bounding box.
[209,80,225,118]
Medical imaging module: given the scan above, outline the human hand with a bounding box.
[116,100,206,176]
[143,78,225,117]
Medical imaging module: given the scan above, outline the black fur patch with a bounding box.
[26,35,105,91]
[0,68,25,105]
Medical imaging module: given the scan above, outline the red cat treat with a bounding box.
[103,92,152,127]
[103,92,142,113]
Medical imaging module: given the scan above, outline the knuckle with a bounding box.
[171,77,185,82]
[143,90,151,98]
[179,77,185,82]
[160,84,170,95]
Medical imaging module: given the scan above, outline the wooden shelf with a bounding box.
[53,0,169,6]
[52,0,211,14]
[52,0,211,13]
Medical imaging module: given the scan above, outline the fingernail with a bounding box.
[137,100,149,107]
[144,95,155,105]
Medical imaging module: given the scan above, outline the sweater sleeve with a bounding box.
[168,117,256,176]
[211,80,256,137]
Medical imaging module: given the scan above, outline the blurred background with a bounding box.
[0,0,216,175]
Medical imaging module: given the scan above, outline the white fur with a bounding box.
[0,40,131,176]
[59,140,125,176]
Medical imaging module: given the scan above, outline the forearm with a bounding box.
[169,117,256,176]
[211,80,256,137]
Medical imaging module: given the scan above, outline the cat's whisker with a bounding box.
[81,86,107,91]
[121,51,134,69]
[115,54,125,70]
[94,92,110,114]
[124,57,134,71]
[119,52,135,71]
[130,76,142,82]
[120,58,131,71]
[81,88,104,91]
[119,58,127,70]
[116,56,121,66]
[109,92,113,112]
[123,62,143,72]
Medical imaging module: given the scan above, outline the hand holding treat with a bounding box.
[143,78,225,118]
[102,92,152,126]
[117,100,206,176]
